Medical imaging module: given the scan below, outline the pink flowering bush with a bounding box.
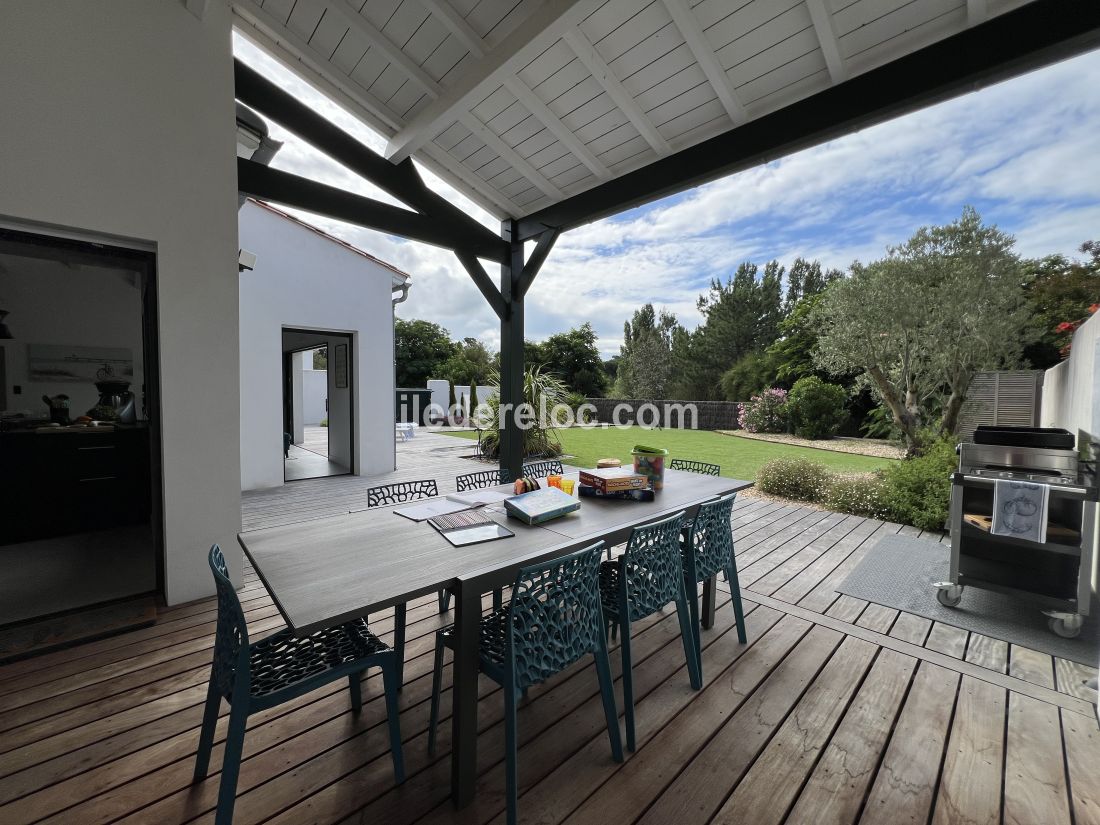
[737,387,788,433]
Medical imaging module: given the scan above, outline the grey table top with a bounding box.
[239,468,752,635]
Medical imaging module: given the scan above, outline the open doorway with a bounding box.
[282,328,353,481]
[0,226,162,635]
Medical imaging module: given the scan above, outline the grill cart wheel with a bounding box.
[1045,612,1083,639]
[935,584,964,608]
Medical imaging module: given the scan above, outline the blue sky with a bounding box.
[236,36,1100,357]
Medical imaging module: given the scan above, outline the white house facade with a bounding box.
[238,199,410,491]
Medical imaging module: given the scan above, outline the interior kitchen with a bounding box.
[0,227,161,653]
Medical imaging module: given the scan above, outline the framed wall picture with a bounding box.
[334,343,348,389]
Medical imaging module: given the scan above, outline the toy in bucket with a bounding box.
[632,444,668,491]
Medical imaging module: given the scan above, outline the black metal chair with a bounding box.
[366,478,438,507]
[194,546,404,825]
[669,458,721,476]
[680,493,746,679]
[599,511,701,751]
[455,468,512,492]
[427,542,622,825]
[522,458,564,477]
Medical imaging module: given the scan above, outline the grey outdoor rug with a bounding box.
[837,534,1100,665]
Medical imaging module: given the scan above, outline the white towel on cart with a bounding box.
[991,479,1049,544]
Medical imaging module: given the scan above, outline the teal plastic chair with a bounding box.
[681,493,747,679]
[668,458,720,476]
[194,545,404,825]
[599,511,701,751]
[427,542,623,825]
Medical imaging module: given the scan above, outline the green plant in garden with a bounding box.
[478,366,567,459]
[319,418,328,428]
[822,474,891,519]
[737,388,788,433]
[469,383,480,417]
[786,376,847,440]
[448,380,456,411]
[756,457,830,502]
[879,437,957,531]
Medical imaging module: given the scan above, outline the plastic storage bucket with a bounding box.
[632,445,668,491]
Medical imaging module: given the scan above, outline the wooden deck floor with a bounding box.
[0,498,1097,825]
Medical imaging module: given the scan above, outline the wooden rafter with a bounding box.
[806,0,848,83]
[457,112,563,200]
[418,0,486,58]
[660,0,745,124]
[385,0,599,163]
[502,77,611,180]
[561,27,670,156]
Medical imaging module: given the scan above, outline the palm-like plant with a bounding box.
[475,365,567,459]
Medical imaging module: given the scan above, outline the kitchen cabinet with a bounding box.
[0,425,151,545]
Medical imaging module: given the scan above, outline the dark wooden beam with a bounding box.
[453,250,509,321]
[237,159,504,259]
[234,59,508,263]
[515,228,560,301]
[515,0,1100,240]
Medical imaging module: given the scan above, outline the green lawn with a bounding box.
[442,426,895,480]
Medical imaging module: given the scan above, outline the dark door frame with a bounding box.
[0,226,165,602]
[281,327,354,481]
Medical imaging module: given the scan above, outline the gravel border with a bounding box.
[716,430,904,460]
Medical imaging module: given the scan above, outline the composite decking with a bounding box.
[1,495,1097,824]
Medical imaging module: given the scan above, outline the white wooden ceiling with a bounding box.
[232,0,1034,220]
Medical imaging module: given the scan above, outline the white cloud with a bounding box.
[234,34,1100,358]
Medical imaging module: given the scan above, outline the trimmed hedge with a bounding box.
[786,376,847,440]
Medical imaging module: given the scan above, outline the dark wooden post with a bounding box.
[498,220,525,480]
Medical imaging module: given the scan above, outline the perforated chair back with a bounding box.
[621,511,687,620]
[505,542,605,690]
[456,468,512,492]
[366,479,438,507]
[522,459,564,477]
[686,493,737,583]
[209,545,249,699]
[669,458,721,476]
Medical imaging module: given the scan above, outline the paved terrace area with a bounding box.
[0,440,1097,825]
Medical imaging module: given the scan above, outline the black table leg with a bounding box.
[451,580,479,807]
[701,575,717,630]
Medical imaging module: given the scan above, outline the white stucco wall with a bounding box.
[1040,310,1100,440]
[239,201,399,490]
[0,1,242,603]
[301,367,328,425]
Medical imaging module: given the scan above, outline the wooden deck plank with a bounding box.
[787,649,918,825]
[931,675,1005,825]
[859,662,960,825]
[0,488,1092,825]
[924,622,969,659]
[457,609,800,825]
[711,635,878,825]
[1061,708,1100,825]
[1004,692,1072,825]
[855,603,898,635]
[633,626,844,825]
[1008,645,1055,690]
[889,612,931,646]
[964,633,1008,674]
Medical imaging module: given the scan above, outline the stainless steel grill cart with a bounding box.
[940,426,1098,638]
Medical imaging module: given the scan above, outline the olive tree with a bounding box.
[813,207,1031,452]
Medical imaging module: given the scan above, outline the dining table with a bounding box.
[238,467,752,808]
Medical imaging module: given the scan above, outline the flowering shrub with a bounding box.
[822,473,891,519]
[786,376,847,440]
[1055,303,1099,358]
[737,388,788,433]
[756,457,830,502]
